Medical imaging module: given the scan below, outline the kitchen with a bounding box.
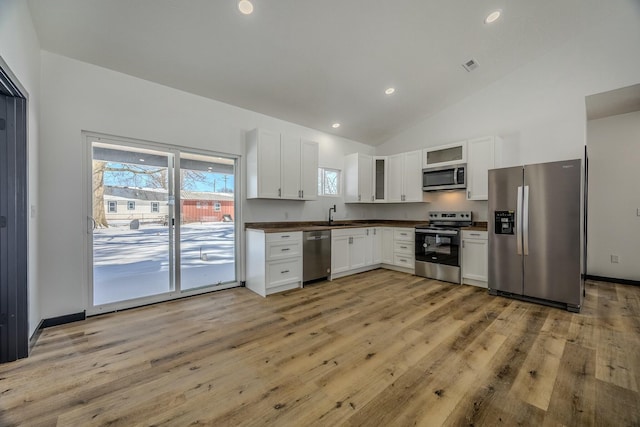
[1,0,639,425]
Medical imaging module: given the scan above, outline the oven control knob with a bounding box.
[423,243,427,248]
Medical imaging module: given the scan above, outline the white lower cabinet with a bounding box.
[461,230,488,287]
[371,228,382,264]
[331,227,381,279]
[391,228,415,272]
[246,230,302,297]
[381,228,395,264]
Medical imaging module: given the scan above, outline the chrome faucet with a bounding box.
[328,204,336,224]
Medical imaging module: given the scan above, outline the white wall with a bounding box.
[0,0,41,336]
[377,192,489,222]
[38,51,373,319]
[374,1,640,221]
[587,111,640,281]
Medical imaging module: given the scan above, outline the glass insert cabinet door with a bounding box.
[89,138,237,309]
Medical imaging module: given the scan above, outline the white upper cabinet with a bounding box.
[373,157,388,202]
[246,129,318,200]
[344,153,373,203]
[403,150,423,202]
[387,150,423,203]
[423,141,467,168]
[281,134,302,199]
[466,136,503,201]
[246,128,281,199]
[300,138,319,200]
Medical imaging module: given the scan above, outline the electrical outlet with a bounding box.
[611,254,619,264]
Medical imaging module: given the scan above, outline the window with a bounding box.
[108,201,117,213]
[318,168,341,196]
[151,202,159,213]
[214,202,221,212]
[127,201,135,210]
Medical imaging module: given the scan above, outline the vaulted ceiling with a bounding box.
[27,0,614,145]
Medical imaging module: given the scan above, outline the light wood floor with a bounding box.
[1,271,639,426]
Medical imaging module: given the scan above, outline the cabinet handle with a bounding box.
[301,190,304,198]
[278,188,282,197]
[374,229,377,235]
[281,270,290,274]
[366,229,369,236]
[281,248,290,251]
[358,194,361,201]
[462,241,465,248]
[400,246,407,249]
[371,195,374,202]
[281,235,290,238]
[468,191,471,198]
[470,233,480,236]
[349,237,353,244]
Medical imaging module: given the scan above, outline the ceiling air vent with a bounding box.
[462,59,479,72]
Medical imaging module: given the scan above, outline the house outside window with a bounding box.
[151,202,159,213]
[127,201,135,210]
[214,202,221,212]
[108,201,117,213]
[318,168,341,196]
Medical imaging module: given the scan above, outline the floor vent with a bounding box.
[462,59,479,72]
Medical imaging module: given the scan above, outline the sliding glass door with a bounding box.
[178,153,236,291]
[88,135,237,311]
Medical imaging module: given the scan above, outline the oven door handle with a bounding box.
[415,230,458,236]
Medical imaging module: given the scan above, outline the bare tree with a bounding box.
[93,160,109,228]
[92,163,166,228]
[92,162,213,228]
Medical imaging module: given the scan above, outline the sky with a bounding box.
[103,162,235,193]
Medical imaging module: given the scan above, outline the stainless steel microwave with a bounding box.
[422,164,466,191]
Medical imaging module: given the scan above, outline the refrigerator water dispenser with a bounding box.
[494,211,515,235]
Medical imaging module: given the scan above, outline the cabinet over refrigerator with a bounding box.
[488,159,584,312]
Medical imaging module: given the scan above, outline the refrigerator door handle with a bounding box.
[523,185,530,255]
[516,186,523,255]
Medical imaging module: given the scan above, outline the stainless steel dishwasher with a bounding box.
[303,230,331,282]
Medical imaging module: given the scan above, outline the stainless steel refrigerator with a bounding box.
[488,159,584,312]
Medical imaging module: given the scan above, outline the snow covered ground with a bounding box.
[93,222,236,305]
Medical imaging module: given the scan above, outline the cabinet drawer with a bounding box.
[461,230,487,240]
[266,231,302,243]
[266,241,301,260]
[394,241,413,254]
[394,228,414,242]
[394,254,414,267]
[266,259,301,288]
[332,227,367,238]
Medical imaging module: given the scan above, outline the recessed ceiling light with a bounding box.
[484,10,501,24]
[385,87,396,95]
[332,123,341,129]
[238,0,254,15]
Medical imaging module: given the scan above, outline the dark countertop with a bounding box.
[246,220,489,233]
[245,220,427,233]
[461,223,488,231]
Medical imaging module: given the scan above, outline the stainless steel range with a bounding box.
[415,211,473,284]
